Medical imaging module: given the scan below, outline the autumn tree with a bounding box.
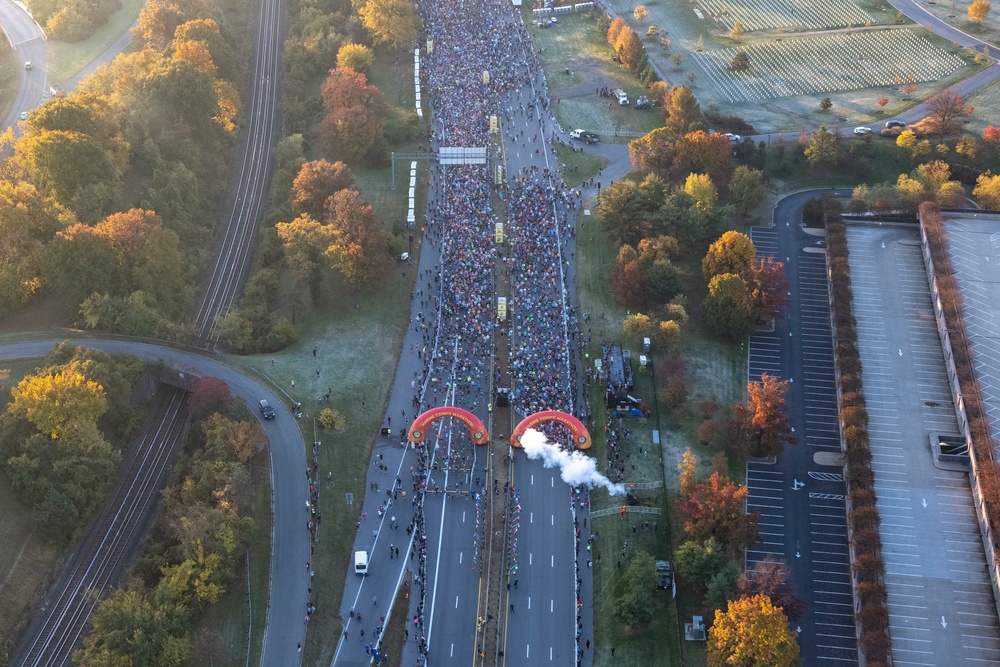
[337,42,376,75]
[188,376,232,421]
[610,244,644,307]
[676,472,758,551]
[684,173,718,212]
[10,365,108,439]
[739,557,805,620]
[623,313,656,341]
[202,413,265,463]
[983,125,1000,143]
[804,125,838,171]
[620,31,645,71]
[607,16,629,50]
[703,231,756,281]
[359,0,421,50]
[291,160,357,218]
[634,5,650,20]
[729,165,767,215]
[732,373,797,458]
[678,448,699,496]
[598,175,664,245]
[703,273,753,339]
[974,172,1000,209]
[46,209,185,316]
[925,87,970,137]
[174,18,235,80]
[673,130,733,187]
[663,86,703,137]
[319,67,389,165]
[629,127,675,176]
[325,189,391,290]
[746,257,789,321]
[0,180,73,318]
[969,0,992,22]
[730,20,745,40]
[708,595,799,667]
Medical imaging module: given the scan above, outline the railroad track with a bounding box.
[193,0,283,341]
[15,388,189,667]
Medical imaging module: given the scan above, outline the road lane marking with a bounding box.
[462,511,466,522]
[550,647,553,660]
[530,512,533,523]
[527,644,530,658]
[528,596,531,610]
[450,644,454,657]
[550,599,553,612]
[551,514,554,526]
[530,552,533,565]
[459,552,463,564]
[455,595,459,608]
[551,477,554,487]
[551,554,554,567]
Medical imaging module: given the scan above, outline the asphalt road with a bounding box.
[0,1,47,129]
[0,338,309,665]
[745,189,861,666]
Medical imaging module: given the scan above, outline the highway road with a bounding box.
[0,1,47,129]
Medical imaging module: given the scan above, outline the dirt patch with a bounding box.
[0,292,76,336]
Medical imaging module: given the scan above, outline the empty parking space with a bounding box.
[747,225,857,665]
[847,225,1000,666]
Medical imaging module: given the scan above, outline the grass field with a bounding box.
[694,0,881,31]
[552,142,608,186]
[45,0,143,83]
[910,0,1000,41]
[0,44,18,126]
[525,12,664,139]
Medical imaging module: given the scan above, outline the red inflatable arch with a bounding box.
[511,410,592,450]
[408,407,489,445]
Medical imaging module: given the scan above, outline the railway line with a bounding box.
[193,0,284,340]
[14,388,190,667]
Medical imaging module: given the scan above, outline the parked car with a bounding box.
[723,133,742,143]
[569,129,600,144]
[656,560,673,589]
[19,111,28,120]
[259,399,275,419]
[24,62,31,70]
[885,120,906,128]
[853,126,873,135]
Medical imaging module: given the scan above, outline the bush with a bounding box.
[319,408,346,431]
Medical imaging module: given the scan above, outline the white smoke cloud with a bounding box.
[520,428,627,496]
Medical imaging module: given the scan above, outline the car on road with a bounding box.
[354,550,369,575]
[24,62,31,70]
[853,126,873,135]
[885,120,906,128]
[258,399,275,419]
[19,111,28,120]
[723,133,742,144]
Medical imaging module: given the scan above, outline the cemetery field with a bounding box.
[691,28,969,103]
[599,0,985,132]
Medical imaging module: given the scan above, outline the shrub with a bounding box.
[319,408,346,431]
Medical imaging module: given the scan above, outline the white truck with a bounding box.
[354,550,369,575]
[613,88,629,106]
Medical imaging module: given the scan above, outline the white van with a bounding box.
[354,550,369,575]
[613,88,629,106]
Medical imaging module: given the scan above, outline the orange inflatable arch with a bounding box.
[511,410,592,450]
[408,407,489,445]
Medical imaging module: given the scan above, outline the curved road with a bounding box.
[0,1,47,129]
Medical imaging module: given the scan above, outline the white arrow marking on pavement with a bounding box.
[796,551,800,558]
[793,479,805,491]
[923,498,928,508]
[791,427,795,433]
[941,616,948,628]
[796,626,801,633]
[899,349,903,356]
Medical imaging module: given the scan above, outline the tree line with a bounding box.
[74,376,264,666]
[217,0,422,353]
[0,0,248,337]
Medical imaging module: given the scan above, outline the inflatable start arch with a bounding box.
[511,410,592,450]
[408,407,489,445]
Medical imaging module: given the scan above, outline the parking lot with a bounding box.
[846,225,1000,666]
[745,225,858,665]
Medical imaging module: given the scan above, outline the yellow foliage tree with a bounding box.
[634,5,649,20]
[623,312,656,340]
[359,0,421,50]
[10,365,107,438]
[974,172,1000,209]
[684,173,718,212]
[708,594,799,667]
[969,0,992,22]
[337,42,375,75]
[702,230,756,281]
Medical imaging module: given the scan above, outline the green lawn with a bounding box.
[553,143,608,187]
[525,12,664,140]
[0,44,19,125]
[45,0,144,83]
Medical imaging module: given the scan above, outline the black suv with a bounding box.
[259,399,275,419]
